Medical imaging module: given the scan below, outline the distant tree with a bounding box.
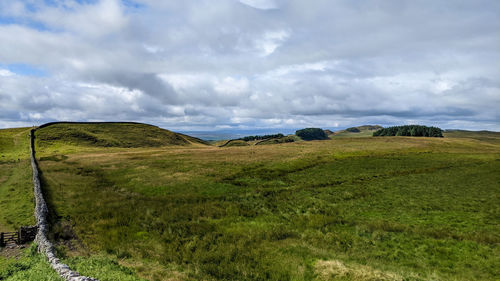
[238,133,284,142]
[296,128,329,141]
[373,125,443,137]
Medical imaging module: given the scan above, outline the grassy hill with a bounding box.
[29,124,500,281]
[255,136,296,145]
[35,122,208,149]
[329,125,382,138]
[444,129,500,142]
[219,139,250,147]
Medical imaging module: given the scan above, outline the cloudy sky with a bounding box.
[0,0,499,132]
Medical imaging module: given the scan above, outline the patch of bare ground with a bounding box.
[0,244,26,259]
[119,259,187,281]
[0,175,7,185]
[315,259,404,281]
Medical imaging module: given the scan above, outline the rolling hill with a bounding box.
[443,129,500,142]
[35,122,208,149]
[1,123,499,281]
[328,125,383,138]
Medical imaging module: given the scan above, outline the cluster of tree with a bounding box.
[373,125,443,137]
[238,133,285,141]
[296,128,329,141]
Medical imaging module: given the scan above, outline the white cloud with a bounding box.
[266,61,333,76]
[34,0,128,38]
[238,0,279,10]
[143,44,163,54]
[0,69,14,77]
[0,1,26,18]
[254,30,290,56]
[158,74,202,92]
[0,0,499,131]
[214,77,249,95]
[431,80,455,94]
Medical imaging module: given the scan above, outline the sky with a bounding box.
[0,0,499,132]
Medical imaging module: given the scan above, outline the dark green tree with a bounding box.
[373,125,443,137]
[296,128,329,141]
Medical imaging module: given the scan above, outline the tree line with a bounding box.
[373,125,443,137]
[238,133,285,141]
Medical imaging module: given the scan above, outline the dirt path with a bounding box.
[0,245,25,259]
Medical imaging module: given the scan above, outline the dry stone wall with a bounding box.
[30,129,99,281]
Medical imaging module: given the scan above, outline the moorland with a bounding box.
[0,123,499,281]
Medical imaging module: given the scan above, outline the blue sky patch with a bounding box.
[1,64,49,77]
[0,16,52,31]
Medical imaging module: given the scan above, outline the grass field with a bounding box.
[0,127,35,232]
[0,127,60,280]
[30,124,500,281]
[0,244,63,281]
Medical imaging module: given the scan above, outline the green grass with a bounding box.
[0,127,35,232]
[0,128,59,281]
[0,244,63,281]
[1,125,155,280]
[35,123,207,153]
[33,123,500,281]
[220,139,249,147]
[61,255,148,281]
[443,130,500,143]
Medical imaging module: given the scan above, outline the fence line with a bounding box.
[0,226,38,247]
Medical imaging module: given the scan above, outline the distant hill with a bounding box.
[219,139,250,147]
[219,132,298,147]
[329,125,382,138]
[323,129,334,135]
[443,129,500,143]
[255,136,295,145]
[35,122,208,148]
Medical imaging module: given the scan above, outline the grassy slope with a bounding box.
[220,140,250,147]
[0,128,61,280]
[35,123,207,154]
[34,123,211,281]
[34,123,500,281]
[444,130,500,143]
[0,127,35,232]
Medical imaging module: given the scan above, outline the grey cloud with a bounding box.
[100,72,179,104]
[0,0,499,131]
